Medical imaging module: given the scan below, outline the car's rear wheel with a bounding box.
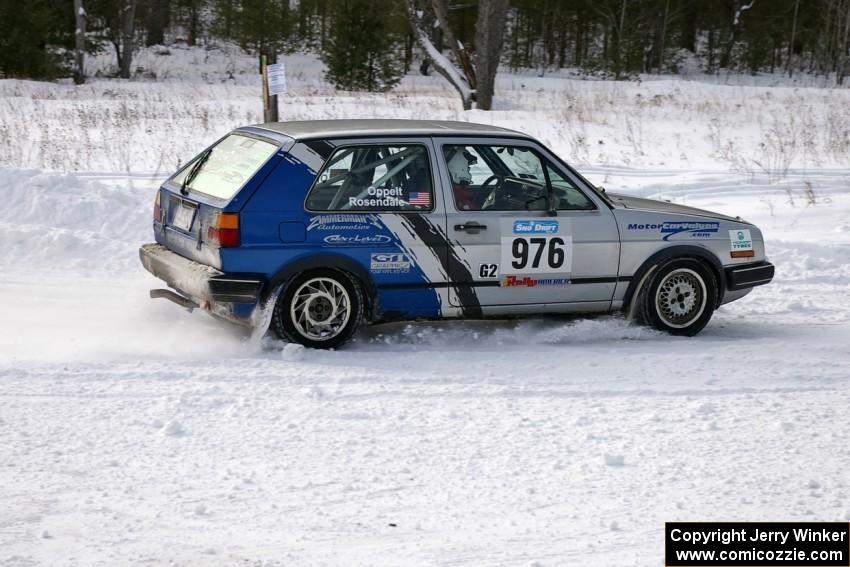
[271,270,363,349]
[639,258,717,336]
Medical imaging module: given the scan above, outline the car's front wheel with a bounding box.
[271,270,363,349]
[639,258,717,336]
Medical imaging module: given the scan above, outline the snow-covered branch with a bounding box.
[733,0,756,26]
[407,1,474,110]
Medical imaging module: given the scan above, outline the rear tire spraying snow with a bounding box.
[271,270,363,349]
[639,258,717,336]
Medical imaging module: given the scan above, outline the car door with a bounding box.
[302,136,452,317]
[433,137,620,308]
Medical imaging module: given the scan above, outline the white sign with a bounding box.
[267,63,287,96]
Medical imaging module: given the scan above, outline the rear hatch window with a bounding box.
[172,134,279,201]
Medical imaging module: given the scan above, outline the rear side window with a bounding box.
[306,144,433,212]
[173,134,278,200]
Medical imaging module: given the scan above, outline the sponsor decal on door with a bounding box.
[729,229,753,251]
[500,218,572,275]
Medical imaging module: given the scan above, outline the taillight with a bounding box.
[153,191,162,222]
[207,212,240,247]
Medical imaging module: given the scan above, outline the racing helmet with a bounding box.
[447,148,475,185]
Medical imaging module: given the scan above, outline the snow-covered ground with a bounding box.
[2,47,850,566]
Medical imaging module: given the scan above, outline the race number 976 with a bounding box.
[511,237,565,270]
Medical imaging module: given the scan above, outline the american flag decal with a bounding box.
[409,192,430,206]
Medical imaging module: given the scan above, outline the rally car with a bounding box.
[139,119,774,348]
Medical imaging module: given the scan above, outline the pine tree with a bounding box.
[321,0,407,92]
[0,0,71,79]
[212,0,292,52]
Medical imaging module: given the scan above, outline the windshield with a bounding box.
[172,134,279,200]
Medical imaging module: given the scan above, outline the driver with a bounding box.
[446,147,478,211]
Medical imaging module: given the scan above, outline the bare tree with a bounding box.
[658,0,671,72]
[407,0,508,111]
[73,0,86,84]
[408,0,474,109]
[786,0,800,77]
[839,0,850,84]
[475,0,509,110]
[720,0,756,69]
[119,0,137,78]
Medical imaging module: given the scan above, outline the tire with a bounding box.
[271,269,364,349]
[638,258,717,336]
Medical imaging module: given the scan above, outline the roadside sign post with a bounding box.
[259,49,281,123]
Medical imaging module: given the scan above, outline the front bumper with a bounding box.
[725,261,775,291]
[139,243,264,305]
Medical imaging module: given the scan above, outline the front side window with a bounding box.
[306,145,433,212]
[443,144,595,212]
[173,134,279,200]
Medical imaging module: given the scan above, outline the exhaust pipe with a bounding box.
[149,289,200,312]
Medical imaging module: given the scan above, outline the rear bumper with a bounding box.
[725,261,775,291]
[139,243,264,305]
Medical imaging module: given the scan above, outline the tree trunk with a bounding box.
[838,0,850,84]
[73,0,86,84]
[474,0,509,110]
[658,0,670,71]
[557,14,567,68]
[431,0,476,89]
[187,1,199,46]
[404,30,413,73]
[612,0,627,78]
[407,0,473,109]
[263,48,279,122]
[145,0,169,46]
[707,27,715,72]
[575,12,583,67]
[680,0,697,52]
[721,0,756,69]
[786,0,800,77]
[119,0,136,79]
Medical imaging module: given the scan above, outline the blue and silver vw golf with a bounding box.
[140,119,774,348]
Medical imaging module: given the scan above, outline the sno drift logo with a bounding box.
[628,220,719,241]
[513,220,559,234]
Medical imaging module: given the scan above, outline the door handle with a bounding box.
[454,222,487,234]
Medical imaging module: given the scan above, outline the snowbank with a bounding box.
[1,48,848,174]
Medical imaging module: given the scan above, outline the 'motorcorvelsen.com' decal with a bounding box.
[627,220,720,241]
